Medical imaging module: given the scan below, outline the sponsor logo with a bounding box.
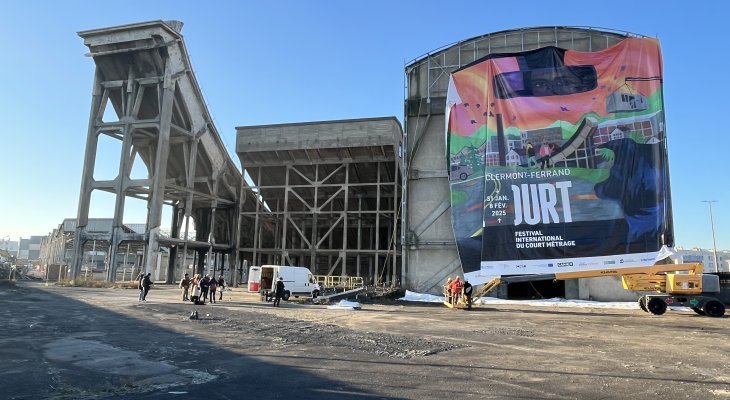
[604,260,616,265]
[547,263,554,268]
[641,258,654,262]
[578,262,589,267]
[557,262,573,267]
[600,270,619,274]
[619,259,624,263]
[516,264,527,268]
[481,265,495,269]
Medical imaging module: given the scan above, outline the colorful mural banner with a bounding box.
[445,38,673,282]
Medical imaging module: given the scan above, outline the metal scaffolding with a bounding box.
[236,118,403,286]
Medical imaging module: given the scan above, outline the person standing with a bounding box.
[179,273,191,302]
[526,141,537,168]
[540,140,552,169]
[199,275,210,304]
[137,272,146,302]
[449,276,463,306]
[141,273,153,302]
[208,277,217,304]
[190,274,201,303]
[273,277,285,307]
[463,280,473,310]
[217,276,226,301]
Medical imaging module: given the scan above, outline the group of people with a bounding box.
[178,273,226,304]
[444,276,473,309]
[525,140,556,169]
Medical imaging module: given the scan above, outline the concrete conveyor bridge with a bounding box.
[71,20,257,282]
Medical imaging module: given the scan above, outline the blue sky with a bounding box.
[0,0,728,251]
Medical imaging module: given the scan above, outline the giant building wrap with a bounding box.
[445,37,673,283]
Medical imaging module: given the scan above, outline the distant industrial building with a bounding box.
[17,236,43,265]
[39,219,147,281]
[673,247,730,273]
[1,239,19,254]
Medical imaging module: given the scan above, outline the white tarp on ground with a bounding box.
[398,290,691,311]
[327,300,362,310]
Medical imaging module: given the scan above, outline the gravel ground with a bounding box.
[2,281,729,399]
[149,301,467,359]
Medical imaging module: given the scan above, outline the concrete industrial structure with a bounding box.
[39,218,147,281]
[236,118,402,284]
[16,236,43,265]
[1,239,19,254]
[69,20,402,288]
[66,21,721,300]
[403,26,651,297]
[71,21,259,284]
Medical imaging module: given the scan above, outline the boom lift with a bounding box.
[444,263,725,317]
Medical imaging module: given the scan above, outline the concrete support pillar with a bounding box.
[196,249,205,276]
[181,214,190,277]
[167,204,181,283]
[71,70,103,281]
[122,243,130,281]
[356,196,362,277]
[233,181,244,287]
[375,163,381,285]
[207,207,217,276]
[181,136,199,279]
[310,165,318,271]
[393,159,400,285]
[341,163,349,276]
[564,279,580,300]
[204,177,219,276]
[281,166,290,264]
[143,64,176,275]
[108,68,137,282]
[252,167,262,269]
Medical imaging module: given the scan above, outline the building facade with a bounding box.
[673,247,730,273]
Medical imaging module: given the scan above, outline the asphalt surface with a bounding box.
[1,280,728,399]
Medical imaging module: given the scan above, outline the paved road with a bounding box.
[1,281,728,399]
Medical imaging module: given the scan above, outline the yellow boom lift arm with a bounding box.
[445,263,725,317]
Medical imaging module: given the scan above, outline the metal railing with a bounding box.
[313,275,365,290]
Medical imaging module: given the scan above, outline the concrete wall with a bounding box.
[578,276,645,302]
[404,112,463,293]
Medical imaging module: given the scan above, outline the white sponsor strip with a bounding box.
[478,249,670,277]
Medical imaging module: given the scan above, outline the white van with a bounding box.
[253,265,321,300]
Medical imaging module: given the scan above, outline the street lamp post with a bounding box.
[702,200,720,273]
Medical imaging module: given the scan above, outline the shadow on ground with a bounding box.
[0,281,405,399]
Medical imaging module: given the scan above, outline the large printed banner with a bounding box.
[446,38,674,282]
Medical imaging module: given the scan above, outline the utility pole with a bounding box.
[701,200,720,272]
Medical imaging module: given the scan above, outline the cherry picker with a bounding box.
[445,263,725,317]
